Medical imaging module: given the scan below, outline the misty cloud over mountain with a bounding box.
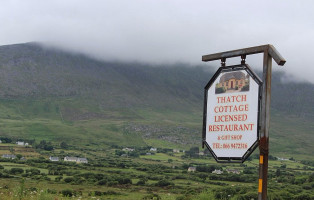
[1,1,314,83]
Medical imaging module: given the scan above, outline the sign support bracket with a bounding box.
[202,44,286,200]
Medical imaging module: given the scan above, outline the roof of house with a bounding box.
[219,71,246,83]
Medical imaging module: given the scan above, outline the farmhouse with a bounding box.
[150,148,157,152]
[212,169,223,174]
[16,141,24,146]
[226,169,240,174]
[64,156,78,162]
[277,157,289,161]
[2,154,16,159]
[49,156,59,162]
[77,157,88,163]
[218,71,247,90]
[173,149,180,153]
[122,148,134,152]
[64,156,88,163]
[16,141,29,146]
[187,167,196,172]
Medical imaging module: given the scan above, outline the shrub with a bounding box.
[64,177,74,183]
[294,193,312,200]
[236,192,257,200]
[104,190,118,195]
[107,181,118,186]
[136,179,146,185]
[94,191,102,196]
[55,176,63,182]
[47,189,57,194]
[142,193,161,200]
[97,179,107,185]
[61,189,73,197]
[117,177,132,185]
[26,168,40,175]
[9,168,24,174]
[155,179,174,187]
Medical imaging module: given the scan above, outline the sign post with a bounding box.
[202,45,286,200]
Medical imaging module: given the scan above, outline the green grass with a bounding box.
[0,96,312,160]
[270,110,314,159]
[140,153,181,162]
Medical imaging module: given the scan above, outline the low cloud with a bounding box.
[1,0,314,83]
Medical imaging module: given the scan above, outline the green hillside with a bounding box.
[0,42,313,159]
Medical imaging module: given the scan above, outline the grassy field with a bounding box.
[0,91,312,200]
[0,139,313,199]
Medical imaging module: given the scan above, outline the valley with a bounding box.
[0,43,313,199]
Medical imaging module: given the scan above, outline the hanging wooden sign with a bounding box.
[202,64,262,162]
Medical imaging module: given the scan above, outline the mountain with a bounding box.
[0,43,313,158]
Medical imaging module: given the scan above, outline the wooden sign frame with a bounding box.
[202,44,286,200]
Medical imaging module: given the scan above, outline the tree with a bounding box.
[64,177,74,183]
[16,154,23,160]
[60,141,68,149]
[185,147,199,158]
[155,179,174,187]
[10,168,24,175]
[61,189,73,197]
[0,137,12,143]
[35,140,53,151]
[276,169,281,177]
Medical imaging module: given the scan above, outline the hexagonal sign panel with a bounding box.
[202,64,262,162]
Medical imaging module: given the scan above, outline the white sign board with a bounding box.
[203,65,261,162]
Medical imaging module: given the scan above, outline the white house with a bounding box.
[16,141,28,146]
[277,157,289,161]
[49,156,59,162]
[64,156,88,164]
[150,148,157,152]
[188,167,196,172]
[2,154,16,159]
[64,156,78,162]
[77,158,88,163]
[173,149,180,153]
[226,169,240,174]
[212,169,223,174]
[122,148,134,152]
[16,141,25,146]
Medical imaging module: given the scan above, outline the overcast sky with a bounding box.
[1,0,314,83]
